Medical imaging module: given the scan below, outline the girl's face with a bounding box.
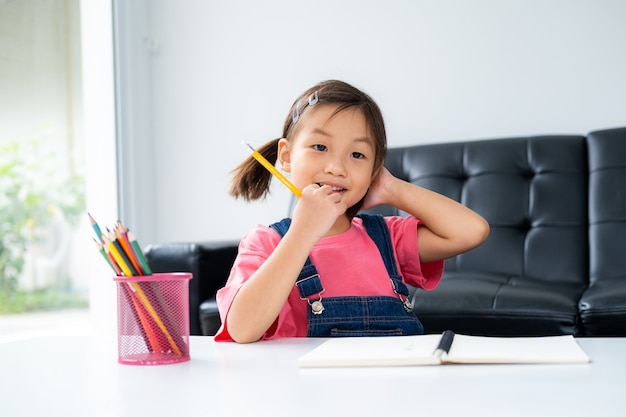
[278,104,376,210]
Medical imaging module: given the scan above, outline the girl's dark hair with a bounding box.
[230,80,387,217]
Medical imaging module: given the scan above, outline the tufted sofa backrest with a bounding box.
[370,136,589,286]
[587,127,626,286]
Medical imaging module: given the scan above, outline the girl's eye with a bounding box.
[351,152,365,159]
[312,144,327,151]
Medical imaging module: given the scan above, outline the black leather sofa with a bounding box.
[145,126,626,337]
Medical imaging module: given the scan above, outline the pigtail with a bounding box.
[229,138,281,201]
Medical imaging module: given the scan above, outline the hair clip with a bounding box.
[292,102,301,124]
[292,91,320,124]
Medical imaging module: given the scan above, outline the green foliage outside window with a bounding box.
[0,140,86,313]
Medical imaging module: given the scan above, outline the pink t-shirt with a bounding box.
[214,215,443,341]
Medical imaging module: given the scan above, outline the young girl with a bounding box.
[215,80,489,343]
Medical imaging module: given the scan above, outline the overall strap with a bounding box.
[357,213,411,300]
[268,217,291,237]
[357,214,399,277]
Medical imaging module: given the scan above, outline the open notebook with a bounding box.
[298,331,591,368]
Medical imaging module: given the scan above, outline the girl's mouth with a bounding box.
[317,183,347,193]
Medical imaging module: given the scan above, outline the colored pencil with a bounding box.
[128,280,182,355]
[121,280,159,352]
[104,235,134,276]
[95,239,116,272]
[115,222,144,275]
[128,231,153,275]
[88,213,103,241]
[114,230,143,275]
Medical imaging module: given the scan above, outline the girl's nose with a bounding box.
[324,156,347,176]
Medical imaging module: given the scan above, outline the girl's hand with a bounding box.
[361,167,397,210]
[290,183,349,242]
[362,167,490,262]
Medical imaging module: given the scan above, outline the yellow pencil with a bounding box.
[127,281,182,355]
[242,141,301,198]
[105,236,133,276]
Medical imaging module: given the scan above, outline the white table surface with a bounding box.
[1,335,625,417]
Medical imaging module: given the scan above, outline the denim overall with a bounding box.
[270,213,424,337]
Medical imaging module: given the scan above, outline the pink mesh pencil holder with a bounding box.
[114,272,192,365]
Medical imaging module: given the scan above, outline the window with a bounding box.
[0,0,87,316]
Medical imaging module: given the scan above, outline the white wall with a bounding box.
[115,0,626,244]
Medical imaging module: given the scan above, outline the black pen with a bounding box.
[433,330,455,359]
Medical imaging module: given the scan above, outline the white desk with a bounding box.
[1,336,625,417]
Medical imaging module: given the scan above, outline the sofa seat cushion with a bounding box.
[579,281,626,336]
[199,299,221,336]
[411,272,585,336]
